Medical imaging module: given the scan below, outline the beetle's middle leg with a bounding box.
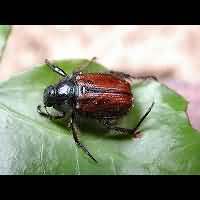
[102,102,154,137]
[109,70,158,81]
[71,112,98,163]
[37,105,65,120]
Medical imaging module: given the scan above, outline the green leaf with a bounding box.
[0,59,200,175]
[0,25,11,62]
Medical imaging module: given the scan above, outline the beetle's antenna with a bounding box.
[45,59,68,77]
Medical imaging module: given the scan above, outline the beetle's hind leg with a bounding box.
[103,120,141,137]
[45,59,69,78]
[109,70,158,81]
[71,112,98,163]
[37,105,65,120]
[103,102,155,137]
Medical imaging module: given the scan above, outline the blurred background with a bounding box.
[0,25,199,130]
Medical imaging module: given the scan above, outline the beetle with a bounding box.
[37,57,157,163]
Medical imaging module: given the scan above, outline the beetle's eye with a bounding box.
[49,88,55,96]
[43,85,55,101]
[43,85,56,107]
[47,85,55,96]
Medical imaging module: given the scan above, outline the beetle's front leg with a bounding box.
[37,105,65,120]
[73,57,97,75]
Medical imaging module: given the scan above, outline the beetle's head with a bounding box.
[43,85,56,107]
